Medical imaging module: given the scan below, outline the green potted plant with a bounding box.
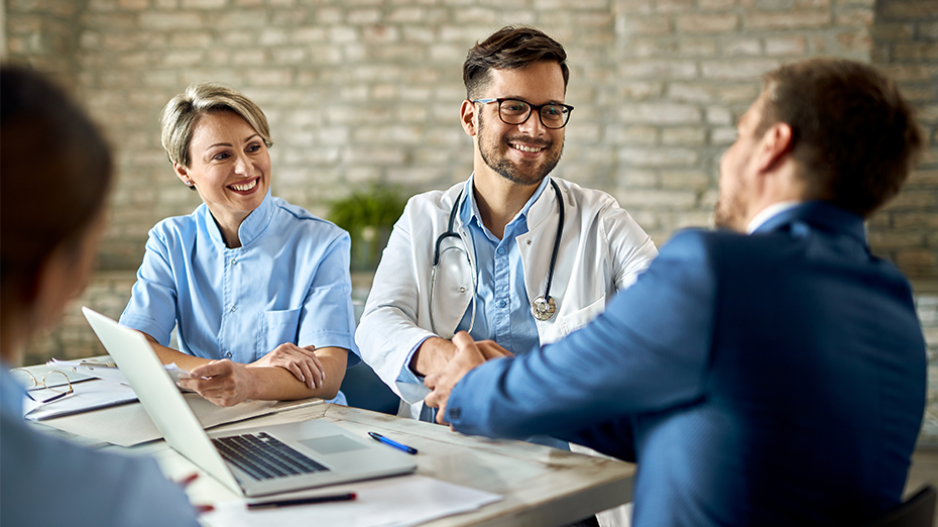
[328,184,408,272]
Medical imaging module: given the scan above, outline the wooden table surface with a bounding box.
[118,402,635,527]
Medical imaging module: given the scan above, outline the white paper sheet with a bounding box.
[37,396,324,447]
[47,358,193,385]
[201,475,502,527]
[24,379,138,421]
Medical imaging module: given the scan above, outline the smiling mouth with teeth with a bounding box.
[229,178,258,192]
[512,144,544,153]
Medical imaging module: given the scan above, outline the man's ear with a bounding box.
[756,122,794,173]
[173,162,194,187]
[460,100,477,137]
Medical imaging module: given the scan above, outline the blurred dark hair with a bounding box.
[757,58,924,218]
[0,65,113,304]
[463,26,569,100]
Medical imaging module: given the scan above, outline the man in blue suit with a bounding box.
[425,58,927,525]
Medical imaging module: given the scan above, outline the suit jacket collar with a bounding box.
[753,201,867,247]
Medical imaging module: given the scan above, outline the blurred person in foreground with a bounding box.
[119,83,359,407]
[0,66,201,526]
[426,58,927,525]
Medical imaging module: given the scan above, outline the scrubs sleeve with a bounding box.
[297,231,361,367]
[119,227,179,346]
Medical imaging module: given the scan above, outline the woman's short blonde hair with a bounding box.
[160,82,273,168]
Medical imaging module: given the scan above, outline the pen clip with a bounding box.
[79,359,117,368]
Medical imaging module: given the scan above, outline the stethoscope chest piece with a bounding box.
[531,296,557,321]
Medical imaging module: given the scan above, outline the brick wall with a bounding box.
[870,0,938,280]
[6,0,934,276]
[4,0,83,91]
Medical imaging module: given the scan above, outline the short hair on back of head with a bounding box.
[463,26,570,101]
[0,65,113,304]
[757,58,924,218]
[160,82,273,168]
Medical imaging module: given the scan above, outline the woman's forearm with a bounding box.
[248,347,349,401]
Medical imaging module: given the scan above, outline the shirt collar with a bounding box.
[746,200,803,234]
[0,361,26,416]
[203,190,275,248]
[459,174,551,233]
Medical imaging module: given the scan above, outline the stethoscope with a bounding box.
[429,179,564,337]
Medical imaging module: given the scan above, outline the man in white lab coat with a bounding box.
[356,26,658,527]
[358,25,658,422]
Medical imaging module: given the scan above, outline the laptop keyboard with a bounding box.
[212,432,329,481]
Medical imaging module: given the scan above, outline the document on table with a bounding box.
[23,361,194,421]
[201,475,503,527]
[48,358,192,385]
[36,395,323,447]
[24,379,138,421]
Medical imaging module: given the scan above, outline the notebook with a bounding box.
[82,307,416,497]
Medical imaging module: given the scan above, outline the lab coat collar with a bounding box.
[459,174,551,236]
[459,173,554,234]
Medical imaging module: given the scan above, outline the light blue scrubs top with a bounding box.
[120,191,360,404]
[0,364,200,526]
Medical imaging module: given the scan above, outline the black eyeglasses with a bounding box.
[472,98,574,129]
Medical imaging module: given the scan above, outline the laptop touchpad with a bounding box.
[299,435,368,455]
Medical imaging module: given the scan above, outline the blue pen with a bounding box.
[368,431,418,455]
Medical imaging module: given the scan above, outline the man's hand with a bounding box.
[178,360,258,407]
[410,337,458,376]
[249,343,324,390]
[424,332,513,425]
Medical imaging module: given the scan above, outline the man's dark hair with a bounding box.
[463,26,569,100]
[757,58,924,218]
[0,66,113,304]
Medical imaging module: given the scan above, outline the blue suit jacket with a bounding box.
[445,202,926,526]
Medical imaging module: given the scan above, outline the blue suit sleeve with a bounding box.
[445,230,717,445]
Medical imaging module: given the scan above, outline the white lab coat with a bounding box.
[358,177,655,527]
[357,176,658,415]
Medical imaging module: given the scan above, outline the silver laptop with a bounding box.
[82,307,416,498]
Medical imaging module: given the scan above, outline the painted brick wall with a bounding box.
[6,0,934,277]
[870,0,938,279]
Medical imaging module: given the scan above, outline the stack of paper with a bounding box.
[201,475,502,527]
[24,379,137,421]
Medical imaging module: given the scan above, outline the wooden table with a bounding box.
[112,402,635,527]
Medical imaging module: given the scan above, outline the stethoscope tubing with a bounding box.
[429,179,564,336]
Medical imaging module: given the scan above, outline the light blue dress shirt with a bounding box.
[120,191,360,405]
[0,364,200,526]
[396,178,566,448]
[398,176,548,387]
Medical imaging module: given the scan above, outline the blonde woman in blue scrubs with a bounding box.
[120,83,358,407]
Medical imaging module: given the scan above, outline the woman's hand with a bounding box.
[177,360,258,407]
[249,343,324,390]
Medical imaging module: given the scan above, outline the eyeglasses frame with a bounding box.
[12,368,75,404]
[471,98,575,129]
